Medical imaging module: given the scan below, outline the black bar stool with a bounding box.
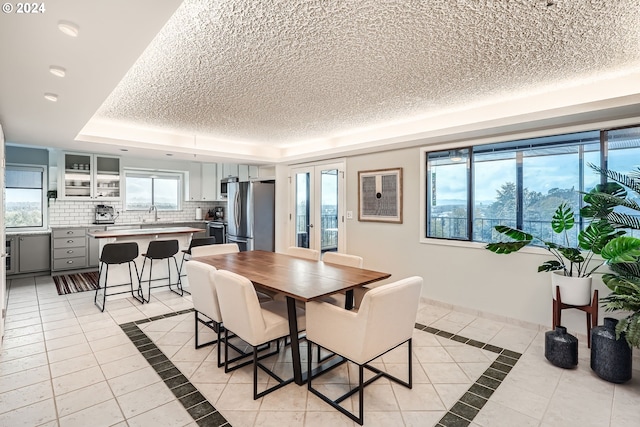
[179,236,216,277]
[138,239,184,302]
[94,242,143,312]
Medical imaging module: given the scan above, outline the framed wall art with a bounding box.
[358,167,403,223]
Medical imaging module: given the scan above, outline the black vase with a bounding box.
[590,317,633,383]
[545,326,578,368]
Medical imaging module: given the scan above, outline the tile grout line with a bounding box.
[115,309,523,427]
[415,322,522,427]
[120,309,230,427]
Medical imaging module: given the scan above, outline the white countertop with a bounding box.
[87,227,204,239]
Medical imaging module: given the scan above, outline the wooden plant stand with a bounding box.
[552,287,598,348]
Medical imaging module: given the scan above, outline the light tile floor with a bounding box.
[1,275,639,427]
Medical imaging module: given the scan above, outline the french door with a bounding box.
[290,161,345,253]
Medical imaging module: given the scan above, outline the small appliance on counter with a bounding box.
[94,204,116,224]
[213,206,225,220]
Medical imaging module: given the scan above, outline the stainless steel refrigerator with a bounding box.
[227,181,275,252]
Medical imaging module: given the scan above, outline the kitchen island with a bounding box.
[87,227,202,299]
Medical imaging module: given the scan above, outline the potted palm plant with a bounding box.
[486,184,624,305]
[586,166,640,348]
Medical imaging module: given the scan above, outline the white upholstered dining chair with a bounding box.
[215,269,307,399]
[322,251,364,268]
[286,246,320,261]
[186,260,266,369]
[321,251,364,307]
[191,242,240,257]
[306,276,423,425]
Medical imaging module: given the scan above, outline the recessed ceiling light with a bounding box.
[58,21,79,37]
[44,93,58,102]
[49,66,66,77]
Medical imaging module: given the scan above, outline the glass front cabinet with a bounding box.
[60,152,121,199]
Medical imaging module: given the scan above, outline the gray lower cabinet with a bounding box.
[52,228,88,272]
[51,226,104,272]
[18,234,51,273]
[6,233,51,276]
[87,227,104,267]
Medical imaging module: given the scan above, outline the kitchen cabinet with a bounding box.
[5,237,16,275]
[186,162,202,201]
[201,163,217,200]
[59,152,121,200]
[220,163,239,179]
[87,226,105,267]
[186,163,217,201]
[238,164,259,182]
[51,228,88,272]
[6,234,51,276]
[18,235,51,273]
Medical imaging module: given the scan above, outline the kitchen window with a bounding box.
[124,170,182,211]
[5,165,47,229]
[424,125,640,243]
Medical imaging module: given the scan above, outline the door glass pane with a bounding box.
[295,172,310,248]
[427,149,469,239]
[320,169,338,252]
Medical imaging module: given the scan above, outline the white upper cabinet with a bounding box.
[201,163,217,200]
[59,152,120,200]
[186,162,217,201]
[238,164,259,182]
[220,163,239,179]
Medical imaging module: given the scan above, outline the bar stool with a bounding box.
[139,239,184,302]
[94,242,142,312]
[178,236,217,276]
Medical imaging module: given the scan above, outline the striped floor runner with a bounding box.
[54,271,100,295]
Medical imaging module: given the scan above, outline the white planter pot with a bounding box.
[551,271,593,306]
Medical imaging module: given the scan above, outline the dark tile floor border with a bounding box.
[119,311,521,427]
[414,322,522,427]
[120,309,230,427]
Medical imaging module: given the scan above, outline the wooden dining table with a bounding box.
[191,250,391,385]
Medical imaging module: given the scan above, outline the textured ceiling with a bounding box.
[91,0,640,150]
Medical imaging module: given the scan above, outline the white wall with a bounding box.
[274,145,610,337]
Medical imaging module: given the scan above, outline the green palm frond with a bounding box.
[607,212,640,230]
[609,262,640,279]
[581,182,627,219]
[589,164,640,194]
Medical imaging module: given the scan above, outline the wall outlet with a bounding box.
[346,211,353,219]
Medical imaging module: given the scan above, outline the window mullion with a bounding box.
[516,152,524,230]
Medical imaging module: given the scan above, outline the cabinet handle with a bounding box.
[67,250,74,254]
[67,240,74,243]
[66,231,74,235]
[67,260,74,264]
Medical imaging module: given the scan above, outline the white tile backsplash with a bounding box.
[48,200,223,227]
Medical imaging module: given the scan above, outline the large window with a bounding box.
[124,171,181,211]
[426,126,640,243]
[5,165,46,229]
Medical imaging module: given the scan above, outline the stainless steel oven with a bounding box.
[207,221,226,244]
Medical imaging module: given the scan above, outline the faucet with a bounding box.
[148,205,158,221]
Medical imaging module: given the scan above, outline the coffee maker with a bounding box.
[213,206,225,221]
[95,205,115,224]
